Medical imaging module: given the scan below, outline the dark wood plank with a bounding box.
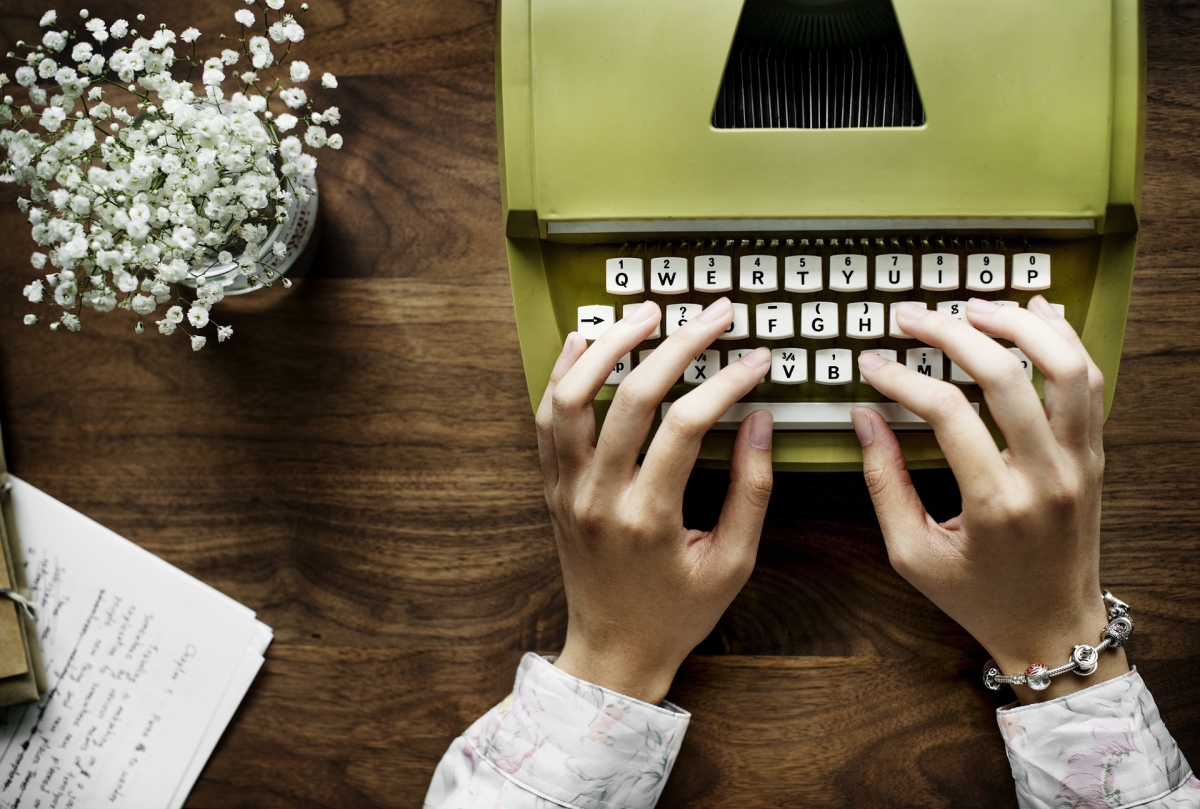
[0,0,1197,807]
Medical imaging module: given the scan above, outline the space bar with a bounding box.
[661,401,979,431]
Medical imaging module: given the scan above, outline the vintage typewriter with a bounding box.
[496,0,1145,470]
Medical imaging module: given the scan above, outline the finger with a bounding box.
[1026,295,1106,453]
[550,302,662,479]
[710,409,774,580]
[963,298,1091,453]
[857,351,1009,500]
[637,347,772,503]
[851,407,936,573]
[893,303,1058,466]
[536,332,586,492]
[592,297,736,480]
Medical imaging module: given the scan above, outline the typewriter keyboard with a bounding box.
[569,238,1080,430]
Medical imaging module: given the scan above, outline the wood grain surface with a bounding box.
[0,1,1198,806]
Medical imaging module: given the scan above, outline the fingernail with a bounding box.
[560,333,579,356]
[851,407,874,447]
[897,302,928,319]
[739,346,771,370]
[749,410,773,449]
[1028,295,1060,318]
[628,300,657,323]
[698,297,733,323]
[967,297,998,313]
[858,351,887,370]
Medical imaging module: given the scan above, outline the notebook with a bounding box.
[0,427,47,707]
[0,476,272,808]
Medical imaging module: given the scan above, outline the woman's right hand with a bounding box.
[852,295,1127,703]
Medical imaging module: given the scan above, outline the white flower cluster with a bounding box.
[0,1,341,349]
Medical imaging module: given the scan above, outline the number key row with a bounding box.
[605,253,1050,295]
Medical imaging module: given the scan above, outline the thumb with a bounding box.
[713,409,774,574]
[851,407,931,571]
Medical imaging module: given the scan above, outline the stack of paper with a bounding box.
[0,477,272,808]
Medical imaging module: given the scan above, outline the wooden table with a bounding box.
[0,2,1197,806]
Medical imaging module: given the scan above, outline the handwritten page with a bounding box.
[0,477,271,808]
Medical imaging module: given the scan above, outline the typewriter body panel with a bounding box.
[496,0,1146,471]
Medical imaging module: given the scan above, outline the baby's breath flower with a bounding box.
[304,125,326,148]
[23,280,44,302]
[24,315,38,325]
[39,10,57,27]
[43,31,67,52]
[279,87,306,109]
[40,105,66,131]
[187,304,209,328]
[234,9,256,27]
[327,132,343,150]
[3,7,333,347]
[321,72,337,89]
[131,293,156,315]
[190,334,206,351]
[135,322,144,334]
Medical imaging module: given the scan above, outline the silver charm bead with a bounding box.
[983,662,1002,691]
[1103,616,1134,647]
[1072,644,1099,675]
[1024,663,1052,691]
[1102,590,1130,620]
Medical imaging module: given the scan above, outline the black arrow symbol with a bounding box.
[580,316,605,325]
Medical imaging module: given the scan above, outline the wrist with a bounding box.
[988,598,1132,705]
[554,636,681,705]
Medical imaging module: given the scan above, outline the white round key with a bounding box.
[875,254,914,291]
[814,349,852,385]
[784,255,822,292]
[739,255,778,292]
[906,347,944,380]
[829,255,868,291]
[755,302,794,339]
[650,257,689,294]
[606,257,644,295]
[694,255,733,292]
[966,254,1005,291]
[800,301,838,339]
[665,303,701,336]
[1012,253,1051,290]
[770,348,807,384]
[846,301,884,338]
[921,253,960,290]
[683,350,719,385]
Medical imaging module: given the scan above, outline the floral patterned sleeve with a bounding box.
[424,653,690,809]
[998,668,1200,808]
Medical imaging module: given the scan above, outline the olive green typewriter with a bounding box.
[496,0,1145,471]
